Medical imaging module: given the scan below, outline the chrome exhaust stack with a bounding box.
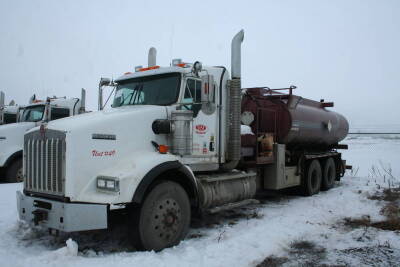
[0,91,4,108]
[79,88,86,113]
[231,29,244,79]
[0,91,4,125]
[222,30,244,170]
[148,47,157,67]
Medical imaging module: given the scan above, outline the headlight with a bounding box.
[97,176,119,192]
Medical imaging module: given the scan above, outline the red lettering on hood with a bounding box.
[92,150,116,157]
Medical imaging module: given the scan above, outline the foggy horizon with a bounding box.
[0,0,399,129]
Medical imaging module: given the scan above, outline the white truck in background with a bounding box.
[0,91,24,125]
[0,90,86,182]
[17,30,349,251]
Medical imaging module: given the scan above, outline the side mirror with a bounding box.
[201,75,215,103]
[201,75,216,115]
[99,78,111,87]
[98,77,111,110]
[29,94,36,104]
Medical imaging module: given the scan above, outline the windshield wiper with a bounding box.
[118,85,139,107]
[131,84,144,105]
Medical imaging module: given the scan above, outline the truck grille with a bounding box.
[24,129,66,196]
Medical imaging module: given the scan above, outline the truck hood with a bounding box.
[43,105,166,133]
[0,122,36,166]
[30,105,176,202]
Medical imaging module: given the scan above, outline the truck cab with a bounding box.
[0,91,24,125]
[0,90,86,182]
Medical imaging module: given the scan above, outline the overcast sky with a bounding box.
[0,0,399,129]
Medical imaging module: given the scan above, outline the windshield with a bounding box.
[112,73,181,107]
[21,105,45,122]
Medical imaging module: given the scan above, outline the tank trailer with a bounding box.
[0,90,86,182]
[17,30,350,251]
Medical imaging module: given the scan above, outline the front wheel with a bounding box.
[132,181,191,251]
[6,159,23,183]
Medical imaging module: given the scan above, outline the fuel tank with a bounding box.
[241,88,349,149]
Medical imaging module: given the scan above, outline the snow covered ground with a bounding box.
[0,135,399,267]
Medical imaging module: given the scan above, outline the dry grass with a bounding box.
[345,188,400,231]
[256,256,288,267]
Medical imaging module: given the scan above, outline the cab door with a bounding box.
[182,77,218,160]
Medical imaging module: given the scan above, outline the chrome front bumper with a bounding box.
[16,191,108,232]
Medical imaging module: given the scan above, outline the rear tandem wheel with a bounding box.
[321,157,336,191]
[301,159,322,196]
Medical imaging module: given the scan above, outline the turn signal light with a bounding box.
[158,145,169,154]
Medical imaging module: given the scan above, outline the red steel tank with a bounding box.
[241,87,349,150]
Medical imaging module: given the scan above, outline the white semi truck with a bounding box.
[17,30,350,251]
[0,90,86,182]
[0,91,24,125]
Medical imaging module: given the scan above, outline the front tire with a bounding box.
[133,181,191,251]
[6,159,23,183]
[301,159,322,196]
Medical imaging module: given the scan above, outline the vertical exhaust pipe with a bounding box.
[231,30,244,79]
[79,88,86,113]
[0,91,4,125]
[223,30,244,170]
[0,91,4,108]
[148,47,157,67]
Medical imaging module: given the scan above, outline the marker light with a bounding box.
[158,145,169,154]
[97,176,119,192]
[138,66,160,72]
[172,58,182,66]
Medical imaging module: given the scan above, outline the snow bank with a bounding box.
[0,136,398,267]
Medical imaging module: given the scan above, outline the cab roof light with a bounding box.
[138,65,160,72]
[172,58,182,66]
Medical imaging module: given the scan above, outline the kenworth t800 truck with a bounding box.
[17,30,350,251]
[0,90,86,182]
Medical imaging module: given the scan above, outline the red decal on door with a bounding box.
[195,124,207,134]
